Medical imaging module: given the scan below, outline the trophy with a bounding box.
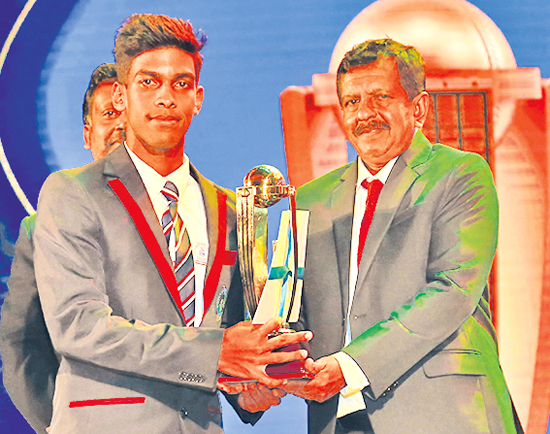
[219,165,312,383]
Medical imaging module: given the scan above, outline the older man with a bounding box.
[233,38,519,434]
[288,38,519,434]
[82,63,126,160]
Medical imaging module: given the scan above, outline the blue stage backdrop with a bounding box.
[0,0,549,432]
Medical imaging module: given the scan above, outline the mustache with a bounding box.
[353,121,390,136]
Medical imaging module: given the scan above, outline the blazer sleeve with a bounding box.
[33,171,225,392]
[343,152,499,399]
[0,215,58,432]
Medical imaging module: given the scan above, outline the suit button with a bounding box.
[180,408,188,419]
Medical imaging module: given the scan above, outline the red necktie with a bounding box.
[357,179,384,267]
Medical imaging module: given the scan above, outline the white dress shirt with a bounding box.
[334,156,398,418]
[126,145,209,326]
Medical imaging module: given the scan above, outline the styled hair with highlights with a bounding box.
[114,14,207,85]
[336,38,425,103]
[82,63,118,125]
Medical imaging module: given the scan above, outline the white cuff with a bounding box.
[332,351,370,398]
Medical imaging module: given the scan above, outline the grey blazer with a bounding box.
[296,131,518,434]
[32,146,244,433]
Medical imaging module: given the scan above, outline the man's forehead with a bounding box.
[128,47,196,79]
[91,82,115,108]
[347,56,398,76]
[341,57,401,88]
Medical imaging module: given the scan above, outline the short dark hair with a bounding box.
[82,63,118,125]
[114,14,206,85]
[336,39,425,103]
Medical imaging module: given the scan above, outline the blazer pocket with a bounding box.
[422,349,485,378]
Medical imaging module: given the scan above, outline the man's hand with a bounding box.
[218,317,313,387]
[282,356,345,402]
[218,382,286,413]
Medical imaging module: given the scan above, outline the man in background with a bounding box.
[0,63,126,432]
[82,63,126,160]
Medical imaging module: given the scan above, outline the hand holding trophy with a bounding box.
[218,165,312,384]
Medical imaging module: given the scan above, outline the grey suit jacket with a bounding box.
[32,146,244,433]
[0,214,58,432]
[296,131,517,434]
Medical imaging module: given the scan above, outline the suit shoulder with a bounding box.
[189,164,237,208]
[41,159,105,191]
[297,162,353,206]
[426,145,493,182]
[214,184,237,210]
[20,214,37,237]
[215,184,236,203]
[431,144,489,168]
[426,144,497,211]
[37,160,108,219]
[199,174,236,204]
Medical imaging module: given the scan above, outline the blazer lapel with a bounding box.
[104,146,172,267]
[103,147,185,322]
[190,165,236,326]
[355,131,433,291]
[330,162,358,320]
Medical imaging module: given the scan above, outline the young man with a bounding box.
[31,14,310,434]
[0,63,125,433]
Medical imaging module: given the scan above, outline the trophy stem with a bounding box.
[237,187,259,317]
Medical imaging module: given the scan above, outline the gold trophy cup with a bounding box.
[219,165,312,383]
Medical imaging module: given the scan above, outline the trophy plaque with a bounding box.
[218,165,312,383]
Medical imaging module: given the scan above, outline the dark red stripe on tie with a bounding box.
[181,291,195,305]
[108,179,184,319]
[69,397,146,408]
[177,269,195,287]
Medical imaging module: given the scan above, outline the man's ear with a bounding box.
[413,91,430,129]
[193,86,204,115]
[112,81,126,112]
[83,124,91,150]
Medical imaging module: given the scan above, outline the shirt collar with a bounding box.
[356,156,398,191]
[125,143,190,200]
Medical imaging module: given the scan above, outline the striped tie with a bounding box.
[161,181,196,326]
